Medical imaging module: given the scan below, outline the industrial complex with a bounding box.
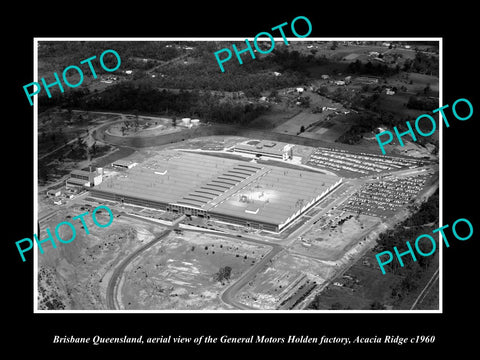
[35,40,440,312]
[90,151,342,232]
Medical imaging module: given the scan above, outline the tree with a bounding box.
[317,86,329,95]
[269,89,280,102]
[214,266,232,282]
[300,125,305,133]
[90,142,97,156]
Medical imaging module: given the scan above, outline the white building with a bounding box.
[47,189,61,197]
[112,160,137,170]
[282,144,294,160]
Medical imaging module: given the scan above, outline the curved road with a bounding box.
[175,227,285,310]
[105,229,171,310]
[104,215,283,310]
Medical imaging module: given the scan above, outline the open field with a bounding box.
[119,231,270,310]
[106,116,185,137]
[274,111,321,135]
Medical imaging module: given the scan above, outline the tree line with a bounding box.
[373,189,439,299]
[39,82,269,126]
[38,41,181,69]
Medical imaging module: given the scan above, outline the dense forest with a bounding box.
[407,96,439,111]
[39,41,182,73]
[39,82,268,125]
[150,46,328,96]
[37,41,439,133]
[402,51,439,76]
[335,112,382,145]
[347,59,400,77]
[347,50,439,77]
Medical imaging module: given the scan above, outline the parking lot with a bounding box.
[341,174,429,218]
[307,147,426,178]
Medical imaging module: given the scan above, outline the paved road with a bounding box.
[103,213,282,310]
[173,227,284,310]
[38,110,123,161]
[101,169,438,310]
[410,268,439,310]
[105,229,171,310]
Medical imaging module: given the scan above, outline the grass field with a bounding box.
[274,111,321,135]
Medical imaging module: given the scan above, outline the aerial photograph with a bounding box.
[35,39,440,311]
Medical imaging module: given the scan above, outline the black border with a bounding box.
[6,4,478,355]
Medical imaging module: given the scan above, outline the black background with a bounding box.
[5,3,477,355]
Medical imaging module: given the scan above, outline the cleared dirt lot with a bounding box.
[233,251,334,310]
[37,208,164,310]
[119,231,270,310]
[291,212,381,261]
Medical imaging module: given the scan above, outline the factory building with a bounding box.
[90,151,342,233]
[233,140,294,161]
[66,169,103,188]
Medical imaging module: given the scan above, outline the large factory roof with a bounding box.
[209,165,340,225]
[95,151,341,225]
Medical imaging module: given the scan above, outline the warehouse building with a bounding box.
[112,159,137,169]
[233,140,294,161]
[66,169,103,188]
[90,151,342,232]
